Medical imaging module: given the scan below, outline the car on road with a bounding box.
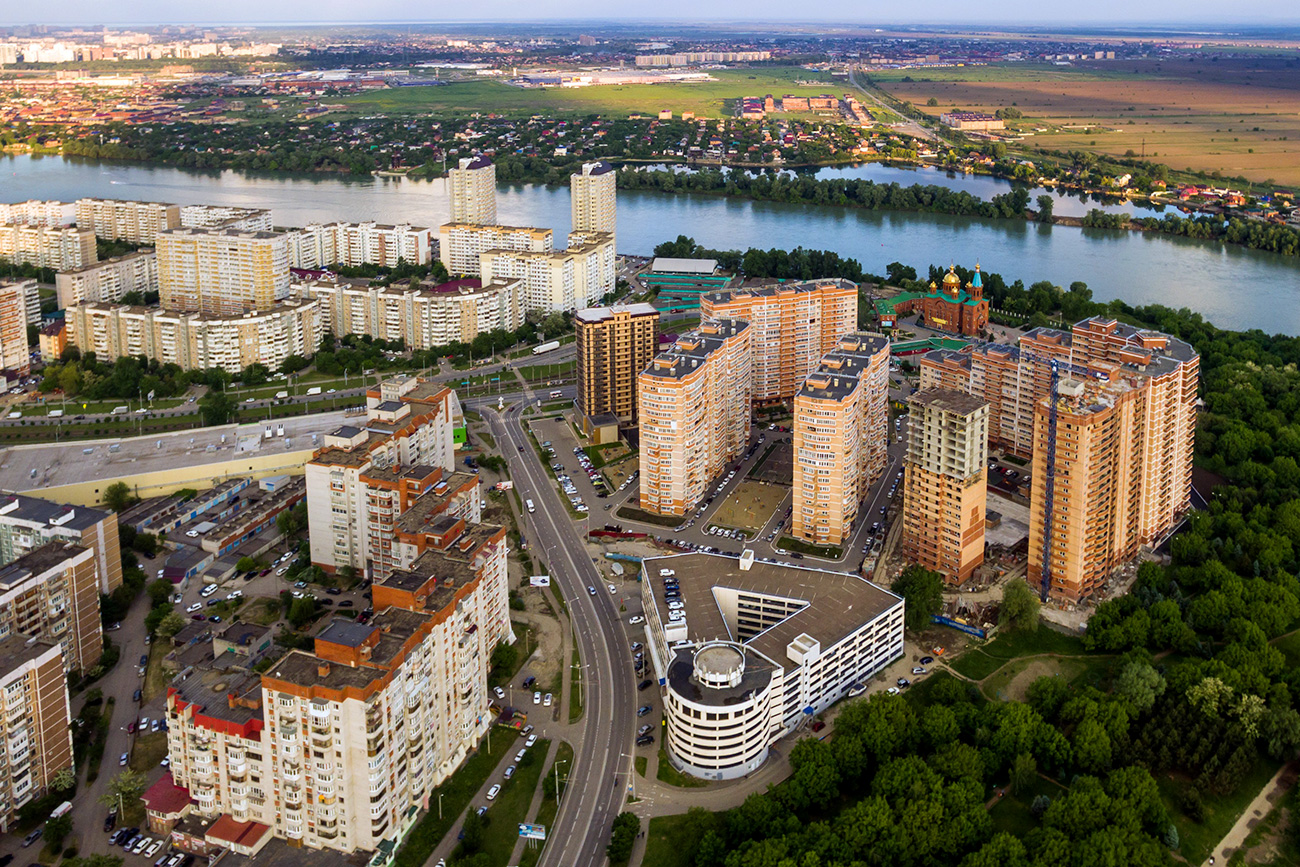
[132,837,152,854]
[811,720,826,733]
[920,656,934,665]
[887,687,900,695]
[587,586,596,595]
[522,676,536,689]
[186,602,201,612]
[105,812,118,832]
[637,679,653,691]
[208,615,221,623]
[608,583,617,594]
[637,705,653,717]
[638,724,653,736]
[133,688,142,702]
[486,784,501,800]
[23,829,43,847]
[533,691,541,705]
[515,749,527,762]
[120,752,129,766]
[145,839,165,858]
[912,667,927,675]
[521,724,534,736]
[896,677,911,689]
[493,686,505,700]
[628,616,644,625]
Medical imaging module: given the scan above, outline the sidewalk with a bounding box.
[1202,760,1298,865]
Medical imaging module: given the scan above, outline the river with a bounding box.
[5,154,1298,335]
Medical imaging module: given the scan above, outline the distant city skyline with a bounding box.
[1,1,1297,27]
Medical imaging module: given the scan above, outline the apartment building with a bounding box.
[304,379,461,575]
[0,282,29,376]
[899,389,990,585]
[571,161,617,243]
[158,227,290,316]
[0,200,69,228]
[357,466,481,584]
[301,277,523,350]
[0,493,123,593]
[38,321,66,363]
[437,223,552,277]
[448,155,497,225]
[0,637,74,832]
[165,517,510,854]
[74,198,181,244]
[65,298,320,374]
[478,231,615,312]
[178,206,273,233]
[701,279,858,404]
[638,320,752,516]
[575,303,660,430]
[55,250,159,307]
[791,333,891,546]
[0,224,96,270]
[288,222,432,269]
[0,542,102,673]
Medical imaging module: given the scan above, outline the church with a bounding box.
[886,265,989,337]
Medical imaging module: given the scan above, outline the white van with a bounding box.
[275,391,289,400]
[525,499,535,513]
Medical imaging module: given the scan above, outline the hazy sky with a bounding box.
[2,0,1297,27]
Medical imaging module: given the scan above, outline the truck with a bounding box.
[531,340,560,356]
[111,405,129,415]
[50,801,74,819]
[275,391,289,400]
[48,409,63,418]
[306,386,322,396]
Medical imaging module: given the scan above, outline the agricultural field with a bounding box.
[331,67,846,120]
[870,57,1300,185]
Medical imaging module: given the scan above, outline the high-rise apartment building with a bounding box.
[0,637,73,832]
[571,161,616,243]
[74,198,181,244]
[638,320,752,516]
[438,223,552,277]
[287,222,432,269]
[55,250,159,307]
[899,389,990,584]
[478,231,615,312]
[791,333,891,546]
[448,156,497,225]
[0,224,96,270]
[0,493,123,593]
[164,518,510,854]
[0,200,69,228]
[701,279,858,404]
[157,227,291,316]
[178,205,273,233]
[574,303,660,429]
[0,282,30,376]
[0,542,102,673]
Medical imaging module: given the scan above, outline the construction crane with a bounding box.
[1039,359,1061,602]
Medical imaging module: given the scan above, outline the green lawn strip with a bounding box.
[615,505,682,528]
[747,442,780,478]
[493,620,537,689]
[947,650,1005,680]
[635,756,648,778]
[568,644,584,724]
[515,741,574,867]
[129,731,169,775]
[390,735,508,867]
[1157,754,1283,864]
[979,657,1092,702]
[988,775,1067,837]
[518,359,576,380]
[476,738,550,866]
[655,749,707,788]
[642,813,697,867]
[777,536,843,560]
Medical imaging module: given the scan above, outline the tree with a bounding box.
[891,565,944,632]
[1011,752,1037,795]
[147,579,174,606]
[103,481,135,512]
[45,814,73,849]
[489,641,518,681]
[1115,661,1166,714]
[1036,194,1054,223]
[288,597,318,628]
[236,556,258,573]
[607,812,640,863]
[459,807,485,853]
[98,769,147,810]
[999,579,1041,633]
[199,390,236,426]
[156,611,187,640]
[50,765,76,792]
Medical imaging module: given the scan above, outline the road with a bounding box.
[847,66,946,145]
[485,399,635,867]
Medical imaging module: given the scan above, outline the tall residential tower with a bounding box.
[570,161,617,244]
[448,156,496,225]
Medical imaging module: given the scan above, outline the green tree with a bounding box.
[156,611,187,640]
[45,814,73,848]
[1010,752,1037,795]
[891,565,944,632]
[236,556,258,573]
[607,812,639,863]
[999,579,1041,632]
[288,597,318,628]
[1036,194,1054,223]
[50,765,76,792]
[146,579,173,606]
[1115,661,1166,714]
[459,808,485,853]
[199,390,236,426]
[97,768,148,809]
[103,481,135,512]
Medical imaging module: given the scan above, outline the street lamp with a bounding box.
[553,758,569,805]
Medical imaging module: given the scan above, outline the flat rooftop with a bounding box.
[266,607,434,690]
[0,491,109,531]
[651,257,717,275]
[574,302,660,323]
[642,552,901,666]
[909,388,988,415]
[0,541,86,587]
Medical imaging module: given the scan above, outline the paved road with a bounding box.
[486,399,635,867]
[848,66,947,145]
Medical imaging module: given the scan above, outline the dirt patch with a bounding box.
[712,480,787,535]
[603,453,639,489]
[999,659,1057,702]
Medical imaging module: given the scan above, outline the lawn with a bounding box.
[568,645,584,724]
[142,637,171,702]
[616,504,683,528]
[240,596,282,626]
[516,741,574,867]
[643,813,697,867]
[656,749,707,789]
[1157,754,1283,864]
[988,775,1067,837]
[947,649,1007,681]
[777,536,843,560]
[129,731,169,776]
[476,738,549,867]
[490,620,536,689]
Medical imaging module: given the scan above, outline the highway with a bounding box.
[485,399,634,867]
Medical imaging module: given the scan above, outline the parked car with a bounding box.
[120,752,130,765]
[493,686,505,700]
[504,765,515,780]
[543,693,552,707]
[486,784,501,800]
[23,829,43,847]
[637,705,653,717]
[637,679,653,691]
[533,691,541,705]
[636,734,655,747]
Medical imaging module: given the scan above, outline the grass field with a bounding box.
[331,68,843,120]
[643,813,696,867]
[870,57,1300,185]
[516,741,573,867]
[477,738,549,867]
[1157,755,1283,864]
[656,749,707,788]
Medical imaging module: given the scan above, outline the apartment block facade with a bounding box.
[74,198,181,244]
[574,303,660,426]
[55,250,159,307]
[0,282,30,376]
[791,333,891,546]
[478,231,615,312]
[178,206,273,233]
[639,320,752,516]
[0,200,68,228]
[288,222,431,270]
[0,637,73,832]
[158,227,291,316]
[0,493,123,593]
[0,223,96,270]
[65,298,320,374]
[570,161,616,242]
[448,155,497,225]
[899,389,990,584]
[0,542,102,673]
[438,223,552,277]
[701,279,858,404]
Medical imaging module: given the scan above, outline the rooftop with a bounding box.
[266,607,436,690]
[574,302,660,323]
[909,388,989,416]
[651,257,718,275]
[0,492,110,532]
[0,634,61,674]
[316,619,378,649]
[641,320,748,382]
[703,277,856,306]
[0,541,87,587]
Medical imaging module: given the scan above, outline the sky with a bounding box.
[1,0,1297,27]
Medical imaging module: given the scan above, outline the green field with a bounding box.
[643,813,697,867]
[1157,755,1282,864]
[331,68,843,119]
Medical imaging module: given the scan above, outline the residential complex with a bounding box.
[899,389,990,584]
[701,279,858,403]
[641,551,903,780]
[178,205,274,233]
[438,222,552,277]
[287,222,432,269]
[449,156,497,225]
[0,636,74,833]
[163,517,511,855]
[38,321,66,363]
[0,200,68,227]
[791,333,891,546]
[0,282,30,376]
[0,542,103,673]
[571,161,617,242]
[65,298,320,374]
[0,223,96,270]
[574,303,660,431]
[479,231,616,312]
[74,197,181,244]
[638,320,752,516]
[158,227,291,316]
[0,493,123,593]
[54,249,159,307]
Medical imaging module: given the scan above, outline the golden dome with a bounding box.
[942,269,961,286]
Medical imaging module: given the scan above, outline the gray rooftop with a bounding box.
[909,388,988,416]
[0,492,109,532]
[651,257,718,275]
[316,619,378,649]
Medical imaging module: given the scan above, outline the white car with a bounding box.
[493,686,505,700]
[132,837,152,855]
[486,784,501,800]
[667,601,684,610]
[226,590,243,600]
[186,603,202,613]
[533,691,541,705]
[628,616,644,625]
[526,734,537,748]
[200,584,217,597]
[185,530,199,538]
[145,840,164,858]
[543,693,552,707]
[608,583,617,594]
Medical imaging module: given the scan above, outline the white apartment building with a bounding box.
[0,494,122,594]
[448,155,497,225]
[55,250,158,307]
[0,542,103,674]
[178,205,274,233]
[288,222,432,269]
[157,227,291,316]
[571,161,617,243]
[74,198,181,244]
[438,223,552,277]
[641,552,904,780]
[479,231,615,313]
[0,200,70,228]
[0,224,96,270]
[0,637,73,832]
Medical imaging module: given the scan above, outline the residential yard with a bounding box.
[240,596,282,626]
[656,749,707,788]
[128,731,169,776]
[712,480,787,536]
[475,738,550,867]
